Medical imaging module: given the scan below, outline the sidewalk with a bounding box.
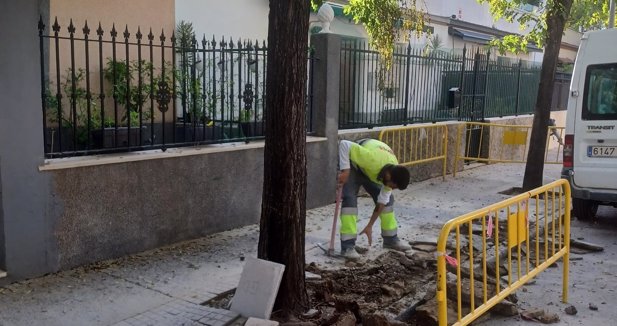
[1,163,616,326]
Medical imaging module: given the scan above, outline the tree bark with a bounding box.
[258,0,310,314]
[522,0,574,191]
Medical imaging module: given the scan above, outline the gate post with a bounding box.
[457,45,467,121]
[307,33,341,208]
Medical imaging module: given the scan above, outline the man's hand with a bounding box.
[360,224,373,246]
[361,204,385,246]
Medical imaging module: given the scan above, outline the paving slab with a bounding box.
[0,269,172,326]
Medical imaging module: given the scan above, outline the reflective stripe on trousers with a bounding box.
[339,206,398,240]
[380,206,398,237]
[340,207,358,241]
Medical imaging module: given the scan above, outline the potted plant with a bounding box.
[45,68,104,152]
[174,21,218,142]
[239,107,266,138]
[100,58,154,148]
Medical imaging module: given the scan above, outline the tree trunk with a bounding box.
[258,0,310,315]
[522,0,574,191]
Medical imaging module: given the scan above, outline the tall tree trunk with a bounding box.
[522,0,574,191]
[258,0,310,315]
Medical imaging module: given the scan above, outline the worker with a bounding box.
[337,138,411,260]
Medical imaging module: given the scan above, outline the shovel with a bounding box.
[317,186,343,257]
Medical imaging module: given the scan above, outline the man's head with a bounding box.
[382,165,410,190]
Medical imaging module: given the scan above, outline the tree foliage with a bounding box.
[480,0,586,190]
[479,0,609,54]
[569,0,609,31]
[478,0,551,53]
[343,0,425,69]
[312,0,426,88]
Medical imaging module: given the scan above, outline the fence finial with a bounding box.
[123,25,130,40]
[38,15,45,35]
[148,28,154,41]
[110,24,117,38]
[52,17,60,33]
[159,29,166,43]
[136,26,142,40]
[68,19,75,34]
[83,20,90,35]
[96,22,104,37]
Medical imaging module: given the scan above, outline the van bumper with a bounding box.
[562,168,617,203]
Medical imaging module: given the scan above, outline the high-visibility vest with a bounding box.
[349,139,398,185]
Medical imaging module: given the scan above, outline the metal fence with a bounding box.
[453,122,565,175]
[436,179,570,325]
[339,41,543,129]
[378,124,448,180]
[39,17,314,158]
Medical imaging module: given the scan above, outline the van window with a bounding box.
[583,63,617,120]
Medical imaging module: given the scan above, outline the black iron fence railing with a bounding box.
[39,17,315,159]
[339,40,545,129]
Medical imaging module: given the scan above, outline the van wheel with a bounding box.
[572,198,598,221]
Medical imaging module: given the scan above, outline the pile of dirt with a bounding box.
[301,251,437,325]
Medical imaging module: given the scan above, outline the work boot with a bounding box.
[341,247,361,260]
[383,236,412,252]
[340,239,359,260]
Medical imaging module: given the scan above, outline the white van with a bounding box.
[562,28,617,220]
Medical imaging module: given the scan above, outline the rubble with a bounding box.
[362,313,407,326]
[570,239,604,252]
[564,305,577,315]
[303,209,573,325]
[520,308,560,324]
[411,244,437,252]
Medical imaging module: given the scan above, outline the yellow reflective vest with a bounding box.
[349,139,398,185]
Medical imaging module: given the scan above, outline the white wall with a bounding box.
[563,29,583,45]
[423,0,524,34]
[175,0,270,42]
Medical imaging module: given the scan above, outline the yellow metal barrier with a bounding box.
[454,122,564,176]
[379,124,448,180]
[436,179,571,326]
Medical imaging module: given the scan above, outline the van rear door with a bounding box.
[573,63,617,190]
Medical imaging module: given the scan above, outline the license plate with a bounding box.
[588,146,617,157]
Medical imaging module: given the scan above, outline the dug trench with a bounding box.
[296,248,520,326]
[204,243,525,326]
[207,221,602,326]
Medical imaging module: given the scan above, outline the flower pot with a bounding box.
[91,126,146,149]
[174,123,225,143]
[45,126,89,153]
[240,121,265,138]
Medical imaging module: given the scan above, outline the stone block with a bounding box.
[245,317,279,326]
[230,257,285,319]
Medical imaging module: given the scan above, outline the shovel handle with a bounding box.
[329,186,343,253]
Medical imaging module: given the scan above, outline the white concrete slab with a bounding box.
[245,317,279,326]
[230,257,285,319]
